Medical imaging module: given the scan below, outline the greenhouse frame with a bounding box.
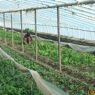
[0,0,95,95]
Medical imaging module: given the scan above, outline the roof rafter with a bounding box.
[0,1,95,13]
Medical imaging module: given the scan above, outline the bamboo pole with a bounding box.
[20,10,24,52]
[3,13,7,44]
[57,6,62,72]
[34,9,38,61]
[11,13,14,47]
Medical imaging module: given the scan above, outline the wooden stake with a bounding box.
[3,13,7,44]
[57,6,62,72]
[11,13,14,47]
[34,9,38,61]
[20,10,24,52]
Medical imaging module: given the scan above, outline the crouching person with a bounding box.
[23,32,32,44]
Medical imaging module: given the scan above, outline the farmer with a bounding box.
[23,29,32,44]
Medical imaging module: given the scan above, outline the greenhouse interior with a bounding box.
[0,0,95,95]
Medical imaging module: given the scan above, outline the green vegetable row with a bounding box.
[1,46,94,95]
[0,28,95,66]
[0,59,43,95]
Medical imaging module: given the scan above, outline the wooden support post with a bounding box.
[34,9,38,61]
[11,13,14,47]
[20,10,24,52]
[3,13,7,44]
[57,6,62,72]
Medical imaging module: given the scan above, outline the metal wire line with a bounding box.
[0,6,94,29]
[37,12,95,28]
[34,2,94,24]
[49,0,95,17]
[0,7,94,30]
[0,0,94,30]
[64,7,95,21]
[1,11,94,32]
[0,18,92,32]
[0,8,89,27]
[0,1,95,13]
[35,0,95,17]
[0,0,48,11]
[0,11,94,33]
[29,0,95,23]
[0,16,93,33]
[30,0,95,22]
[71,7,95,17]
[60,1,95,14]
[38,6,95,26]
[2,21,95,33]
[75,6,95,12]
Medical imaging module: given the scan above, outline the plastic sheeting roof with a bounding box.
[0,0,72,11]
[0,0,94,11]
[0,0,95,40]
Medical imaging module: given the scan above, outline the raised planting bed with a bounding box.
[1,46,95,95]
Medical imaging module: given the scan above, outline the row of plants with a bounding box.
[0,28,95,81]
[0,28,95,66]
[1,46,95,95]
[0,59,43,95]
